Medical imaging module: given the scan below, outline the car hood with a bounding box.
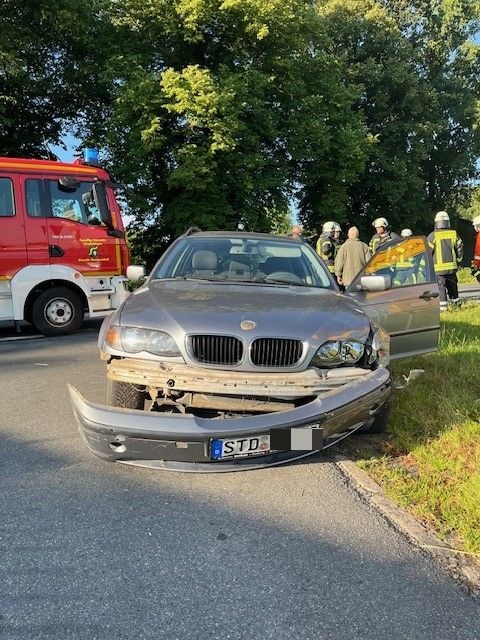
[118,280,371,345]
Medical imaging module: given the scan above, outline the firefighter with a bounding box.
[332,222,343,260]
[471,216,480,283]
[369,217,400,254]
[392,229,417,285]
[427,211,463,311]
[316,221,338,274]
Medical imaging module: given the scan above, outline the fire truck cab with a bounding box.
[0,152,136,336]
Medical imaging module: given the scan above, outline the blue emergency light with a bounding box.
[83,148,99,164]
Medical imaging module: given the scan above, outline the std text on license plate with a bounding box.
[210,435,270,460]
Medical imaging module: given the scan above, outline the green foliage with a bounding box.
[87,0,369,262]
[0,0,110,157]
[306,0,480,237]
[2,0,478,264]
[457,187,480,221]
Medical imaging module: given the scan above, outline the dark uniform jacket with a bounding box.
[316,233,335,273]
[369,230,399,254]
[427,229,463,274]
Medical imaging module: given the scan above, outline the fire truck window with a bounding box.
[0,178,15,217]
[50,180,104,225]
[26,180,44,217]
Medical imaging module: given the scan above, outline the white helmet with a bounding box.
[434,210,450,229]
[333,222,342,232]
[401,228,413,237]
[472,216,480,229]
[322,221,337,234]
[373,217,388,228]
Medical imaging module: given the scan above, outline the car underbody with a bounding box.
[105,356,382,416]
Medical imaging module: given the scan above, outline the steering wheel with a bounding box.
[264,271,303,284]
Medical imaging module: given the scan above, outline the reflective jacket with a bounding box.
[427,229,463,275]
[369,231,400,254]
[316,233,335,273]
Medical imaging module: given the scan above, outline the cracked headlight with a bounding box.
[105,326,180,357]
[311,340,365,367]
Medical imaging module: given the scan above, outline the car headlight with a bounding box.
[105,326,180,357]
[311,340,365,367]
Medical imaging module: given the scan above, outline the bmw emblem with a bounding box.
[240,320,256,330]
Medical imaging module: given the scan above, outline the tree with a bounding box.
[85,0,368,260]
[0,0,110,157]
[312,0,480,236]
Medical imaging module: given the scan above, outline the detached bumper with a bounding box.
[69,366,391,472]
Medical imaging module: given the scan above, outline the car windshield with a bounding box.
[151,235,334,289]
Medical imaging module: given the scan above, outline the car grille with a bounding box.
[190,335,243,365]
[250,338,303,367]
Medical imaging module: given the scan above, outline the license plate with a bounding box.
[210,435,270,460]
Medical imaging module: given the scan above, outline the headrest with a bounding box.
[192,250,218,271]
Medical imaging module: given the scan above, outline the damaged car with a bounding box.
[69,229,440,471]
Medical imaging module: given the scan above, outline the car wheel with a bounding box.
[107,380,146,409]
[32,287,84,336]
[359,402,392,434]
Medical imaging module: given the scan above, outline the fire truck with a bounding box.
[0,150,142,336]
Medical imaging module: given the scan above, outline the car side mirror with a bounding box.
[360,274,392,292]
[127,265,147,283]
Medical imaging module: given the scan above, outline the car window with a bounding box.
[353,236,434,287]
[152,236,333,288]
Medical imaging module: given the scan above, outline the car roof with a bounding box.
[181,231,300,243]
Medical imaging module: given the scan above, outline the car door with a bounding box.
[346,236,440,359]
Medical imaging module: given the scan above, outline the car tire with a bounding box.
[32,287,84,336]
[359,402,392,434]
[107,380,146,410]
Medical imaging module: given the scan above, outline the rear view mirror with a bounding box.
[360,274,392,292]
[127,265,147,283]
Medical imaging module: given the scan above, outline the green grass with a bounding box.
[457,267,478,285]
[338,302,480,555]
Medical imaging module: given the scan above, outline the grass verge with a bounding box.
[337,302,480,555]
[457,267,478,285]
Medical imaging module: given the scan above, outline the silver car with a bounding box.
[69,230,440,471]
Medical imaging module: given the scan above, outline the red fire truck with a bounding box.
[0,151,141,336]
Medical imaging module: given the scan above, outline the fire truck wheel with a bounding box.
[32,287,84,336]
[107,380,146,409]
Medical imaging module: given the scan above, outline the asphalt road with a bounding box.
[1,326,479,639]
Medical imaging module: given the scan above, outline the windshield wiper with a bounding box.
[257,277,312,288]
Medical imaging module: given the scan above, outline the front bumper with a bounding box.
[69,365,392,472]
